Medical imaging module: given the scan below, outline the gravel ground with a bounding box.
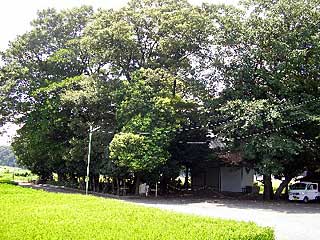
[19,183,320,240]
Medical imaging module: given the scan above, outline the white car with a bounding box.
[288,182,320,203]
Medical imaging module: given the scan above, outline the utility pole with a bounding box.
[85,124,101,195]
[85,107,116,195]
[85,125,93,195]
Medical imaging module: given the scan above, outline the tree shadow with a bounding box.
[126,195,320,214]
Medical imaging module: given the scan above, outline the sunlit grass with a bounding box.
[0,184,274,240]
[0,166,38,183]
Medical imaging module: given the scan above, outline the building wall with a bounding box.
[220,167,242,192]
[206,167,220,191]
[241,167,254,189]
[192,171,205,189]
[192,167,220,191]
[192,166,254,193]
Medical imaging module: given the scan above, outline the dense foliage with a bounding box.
[212,0,320,199]
[0,184,274,240]
[0,0,319,199]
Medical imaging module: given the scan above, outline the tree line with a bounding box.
[0,146,16,167]
[0,0,319,199]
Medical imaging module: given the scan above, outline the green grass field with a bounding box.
[0,166,38,183]
[0,184,274,240]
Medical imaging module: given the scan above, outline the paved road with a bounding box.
[130,197,320,240]
[20,183,320,240]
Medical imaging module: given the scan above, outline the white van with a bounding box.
[288,182,320,203]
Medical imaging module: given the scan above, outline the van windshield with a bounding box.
[291,183,306,190]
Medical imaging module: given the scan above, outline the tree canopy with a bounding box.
[1,0,319,198]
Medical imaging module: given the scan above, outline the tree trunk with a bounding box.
[81,176,86,190]
[160,176,168,194]
[135,174,141,195]
[94,174,100,192]
[184,166,189,189]
[116,177,120,196]
[57,173,65,182]
[112,177,115,194]
[274,176,292,200]
[89,175,96,192]
[172,79,177,96]
[39,172,53,183]
[263,174,274,200]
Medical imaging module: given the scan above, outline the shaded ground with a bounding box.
[19,182,320,240]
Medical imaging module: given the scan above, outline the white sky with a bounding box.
[0,0,238,145]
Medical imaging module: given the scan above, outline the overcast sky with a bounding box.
[0,0,238,145]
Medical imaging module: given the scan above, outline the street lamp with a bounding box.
[85,124,101,195]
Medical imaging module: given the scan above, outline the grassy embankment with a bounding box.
[0,184,274,240]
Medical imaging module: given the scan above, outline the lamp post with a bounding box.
[85,124,101,195]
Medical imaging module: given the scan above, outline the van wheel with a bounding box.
[303,197,309,203]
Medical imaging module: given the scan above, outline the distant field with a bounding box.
[0,166,38,183]
[0,184,274,240]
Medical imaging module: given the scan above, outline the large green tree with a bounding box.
[109,68,191,193]
[3,0,318,200]
[214,0,320,199]
[82,0,217,97]
[1,0,209,187]
[216,99,318,199]
[1,6,94,124]
[1,6,95,180]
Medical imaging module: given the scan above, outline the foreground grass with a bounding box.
[0,184,274,240]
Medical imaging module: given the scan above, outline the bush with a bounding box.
[14,172,31,177]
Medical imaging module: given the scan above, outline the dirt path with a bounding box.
[18,182,320,240]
